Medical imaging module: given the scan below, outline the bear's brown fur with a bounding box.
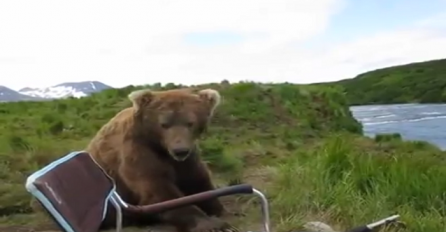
[85,88,237,232]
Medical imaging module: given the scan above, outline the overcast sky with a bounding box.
[1,0,446,90]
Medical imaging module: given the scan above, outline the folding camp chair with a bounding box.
[25,151,271,232]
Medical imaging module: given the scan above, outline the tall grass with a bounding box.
[271,134,446,231]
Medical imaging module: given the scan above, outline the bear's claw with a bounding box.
[190,216,239,232]
[223,224,239,232]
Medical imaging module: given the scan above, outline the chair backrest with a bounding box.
[25,151,117,232]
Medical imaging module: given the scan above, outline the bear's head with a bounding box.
[128,88,221,161]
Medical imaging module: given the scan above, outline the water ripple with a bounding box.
[350,103,446,150]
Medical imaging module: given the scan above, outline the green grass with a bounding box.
[0,81,445,232]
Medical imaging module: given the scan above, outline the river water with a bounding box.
[350,103,446,150]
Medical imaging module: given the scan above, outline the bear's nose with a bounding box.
[172,148,190,159]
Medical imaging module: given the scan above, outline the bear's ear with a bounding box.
[128,89,154,110]
[198,89,221,117]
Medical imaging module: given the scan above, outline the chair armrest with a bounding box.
[123,184,253,214]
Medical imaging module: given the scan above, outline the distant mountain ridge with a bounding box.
[0,86,46,102]
[322,58,446,105]
[0,81,113,102]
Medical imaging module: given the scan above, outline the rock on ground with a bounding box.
[303,221,336,232]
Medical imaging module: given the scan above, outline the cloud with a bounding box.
[0,0,445,90]
[315,16,446,82]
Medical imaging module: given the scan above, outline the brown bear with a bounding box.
[85,87,238,232]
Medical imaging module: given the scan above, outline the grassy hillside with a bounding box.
[328,58,446,105]
[0,82,445,232]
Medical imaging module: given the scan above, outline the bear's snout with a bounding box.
[171,147,191,161]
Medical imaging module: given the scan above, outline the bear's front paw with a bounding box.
[190,217,239,232]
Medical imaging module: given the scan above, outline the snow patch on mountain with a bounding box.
[20,86,88,98]
[18,81,112,99]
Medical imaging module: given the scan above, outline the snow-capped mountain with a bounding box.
[0,86,45,102]
[0,81,113,102]
[19,81,112,99]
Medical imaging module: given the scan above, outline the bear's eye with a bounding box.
[186,122,194,128]
[161,122,170,129]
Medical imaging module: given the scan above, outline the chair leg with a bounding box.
[110,197,123,232]
[253,189,271,232]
